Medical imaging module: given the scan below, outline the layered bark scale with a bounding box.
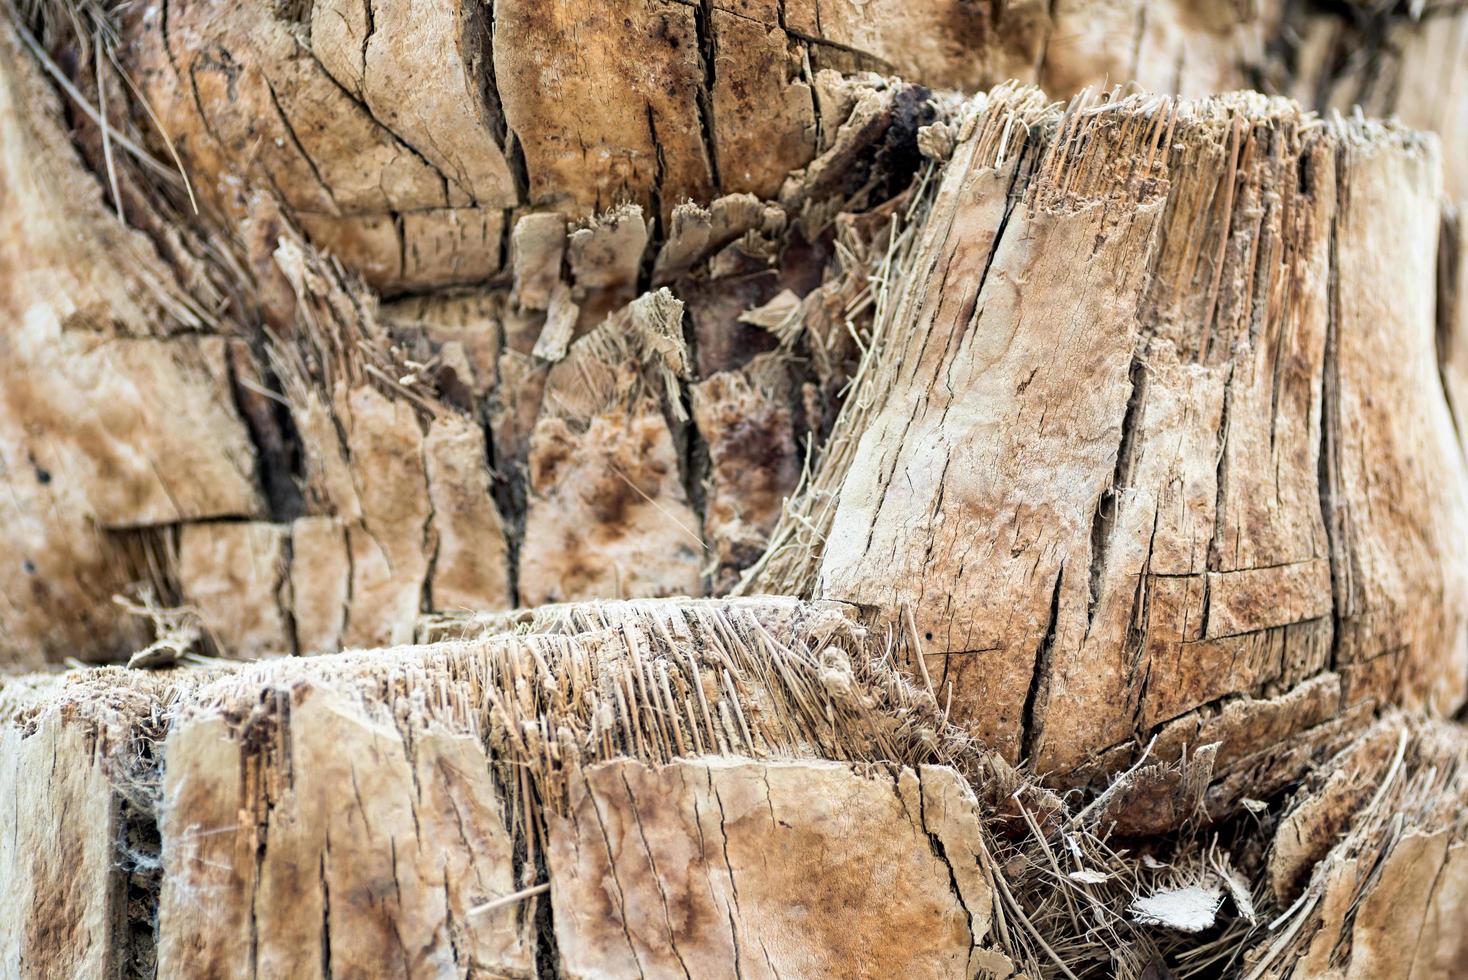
[120,0,1285,295]
[6,0,1468,976]
[4,598,1466,977]
[753,89,1468,778]
[8,0,1468,792]
[0,599,1013,978]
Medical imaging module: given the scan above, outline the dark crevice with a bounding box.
[224,342,307,524]
[471,0,529,202]
[419,437,440,620]
[1435,209,1466,463]
[339,517,356,642]
[484,314,528,607]
[487,446,526,610]
[1318,151,1346,675]
[676,306,711,589]
[531,852,559,979]
[1204,362,1237,580]
[913,769,976,955]
[504,128,532,207]
[497,205,515,280]
[1020,564,1065,766]
[319,853,333,978]
[1088,354,1147,625]
[644,103,667,239]
[393,210,407,283]
[692,0,722,192]
[111,735,163,980]
[278,528,300,656]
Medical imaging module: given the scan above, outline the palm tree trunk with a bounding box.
[3,1,1467,976]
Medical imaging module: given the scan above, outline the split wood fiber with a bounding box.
[4,598,1467,977]
[6,1,1468,977]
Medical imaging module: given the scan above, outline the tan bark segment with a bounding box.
[0,669,190,979]
[1325,127,1468,713]
[493,0,712,221]
[0,21,263,666]
[127,0,510,292]
[290,516,352,655]
[519,290,705,605]
[425,416,513,613]
[818,98,1166,763]
[5,602,1468,978]
[772,89,1468,775]
[341,385,433,648]
[1035,100,1340,771]
[178,521,293,658]
[549,759,994,979]
[0,711,117,978]
[112,0,1295,293]
[158,683,533,978]
[1252,715,1468,978]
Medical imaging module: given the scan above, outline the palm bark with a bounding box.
[3,1,1468,977]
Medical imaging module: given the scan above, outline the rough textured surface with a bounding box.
[113,0,1300,293]
[692,355,802,591]
[519,290,705,604]
[1250,716,1468,979]
[549,759,994,979]
[7,3,1468,974]
[159,682,533,978]
[1265,0,1468,203]
[7,0,1467,674]
[3,8,950,664]
[4,602,1467,979]
[3,599,1014,978]
[751,88,1468,781]
[0,669,192,979]
[178,521,292,658]
[0,711,117,977]
[0,21,263,667]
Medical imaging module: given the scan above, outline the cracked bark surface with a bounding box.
[6,0,1468,976]
[4,598,1468,977]
[750,88,1468,787]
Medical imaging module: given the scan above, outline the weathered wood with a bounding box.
[4,0,1465,675]
[117,0,1282,289]
[6,1,1468,976]
[0,21,264,668]
[749,89,1468,785]
[4,599,1467,977]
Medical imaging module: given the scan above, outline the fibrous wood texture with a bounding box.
[5,598,1468,977]
[1,0,1464,679]
[5,0,1468,977]
[754,88,1468,779]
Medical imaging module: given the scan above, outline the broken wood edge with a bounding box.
[3,596,1466,976]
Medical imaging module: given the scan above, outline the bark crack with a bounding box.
[584,774,648,978]
[1021,565,1065,766]
[1088,353,1147,627]
[619,771,693,980]
[692,0,722,192]
[1319,153,1345,675]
